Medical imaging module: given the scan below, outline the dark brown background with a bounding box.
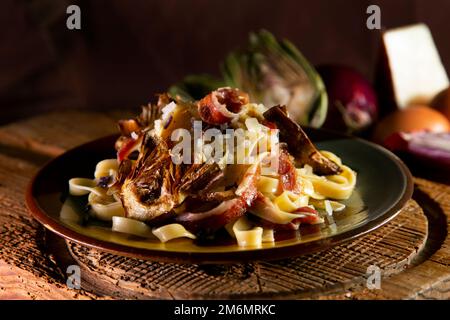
[1,0,449,124]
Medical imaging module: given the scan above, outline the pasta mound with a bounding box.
[66,88,357,247]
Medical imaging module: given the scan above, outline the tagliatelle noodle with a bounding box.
[226,216,274,247]
[94,159,119,179]
[68,178,99,196]
[152,224,196,242]
[88,187,125,221]
[112,216,155,238]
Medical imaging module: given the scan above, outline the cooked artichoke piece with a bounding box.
[263,105,341,176]
[121,134,177,222]
[121,131,225,223]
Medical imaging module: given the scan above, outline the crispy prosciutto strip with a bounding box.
[278,148,301,194]
[176,161,260,233]
[292,206,323,225]
[249,192,322,230]
[256,208,321,231]
[197,87,249,125]
[117,135,142,162]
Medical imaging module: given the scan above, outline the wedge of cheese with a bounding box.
[380,23,449,109]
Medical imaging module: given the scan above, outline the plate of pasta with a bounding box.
[26,88,413,263]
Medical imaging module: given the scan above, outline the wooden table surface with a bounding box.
[0,110,448,300]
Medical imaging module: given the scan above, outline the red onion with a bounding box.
[317,65,378,133]
[384,131,450,167]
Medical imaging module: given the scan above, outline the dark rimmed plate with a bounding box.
[26,129,413,264]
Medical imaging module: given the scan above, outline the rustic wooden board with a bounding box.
[0,110,134,156]
[319,178,450,300]
[0,110,448,300]
[0,144,97,299]
[0,110,125,299]
[65,200,428,299]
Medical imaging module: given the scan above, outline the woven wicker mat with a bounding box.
[67,199,428,299]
